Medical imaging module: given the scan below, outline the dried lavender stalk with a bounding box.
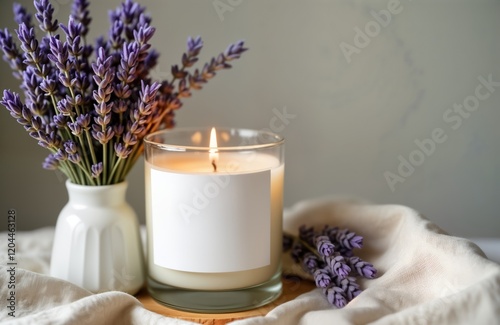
[283,224,377,308]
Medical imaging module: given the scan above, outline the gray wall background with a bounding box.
[1,0,499,237]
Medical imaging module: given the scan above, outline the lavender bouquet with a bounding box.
[283,225,377,308]
[0,0,246,186]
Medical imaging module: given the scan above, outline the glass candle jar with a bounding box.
[144,127,285,312]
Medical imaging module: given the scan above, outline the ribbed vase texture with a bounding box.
[50,180,145,294]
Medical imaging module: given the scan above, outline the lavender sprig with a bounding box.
[325,255,351,279]
[71,0,91,38]
[0,28,26,79]
[70,0,93,77]
[336,228,363,250]
[323,286,347,308]
[315,235,336,257]
[110,0,149,42]
[349,256,377,279]
[14,3,33,28]
[34,0,59,34]
[20,67,44,117]
[284,224,377,308]
[313,268,331,288]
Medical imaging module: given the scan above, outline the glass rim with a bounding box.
[144,127,285,152]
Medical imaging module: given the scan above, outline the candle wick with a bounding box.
[212,160,217,172]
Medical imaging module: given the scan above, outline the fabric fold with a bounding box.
[0,198,499,324]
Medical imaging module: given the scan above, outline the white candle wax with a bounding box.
[145,152,284,290]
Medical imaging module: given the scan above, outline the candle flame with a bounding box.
[209,127,218,172]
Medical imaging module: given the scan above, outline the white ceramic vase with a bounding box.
[50,180,145,295]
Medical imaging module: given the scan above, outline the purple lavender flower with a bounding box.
[1,90,24,119]
[349,257,377,279]
[91,162,103,178]
[42,153,59,170]
[109,20,125,53]
[187,36,203,57]
[336,228,363,250]
[93,111,112,127]
[60,18,84,60]
[18,108,34,130]
[68,153,81,164]
[16,23,42,69]
[182,36,202,68]
[76,113,91,130]
[345,284,362,301]
[0,28,26,78]
[114,142,132,159]
[54,148,68,161]
[91,48,114,144]
[29,130,45,147]
[92,125,114,145]
[133,24,155,48]
[29,115,43,132]
[21,68,47,116]
[71,0,91,37]
[47,130,62,148]
[223,40,248,61]
[34,0,59,34]
[112,0,148,41]
[92,49,114,100]
[315,235,336,257]
[116,42,139,89]
[64,140,78,154]
[323,286,347,308]
[302,252,319,272]
[184,39,247,87]
[13,3,32,27]
[57,98,73,116]
[67,121,82,136]
[334,276,362,301]
[313,268,331,288]
[122,130,138,146]
[72,72,91,97]
[336,276,359,291]
[40,78,58,96]
[325,255,351,279]
[129,80,160,134]
[283,225,376,309]
[68,94,83,108]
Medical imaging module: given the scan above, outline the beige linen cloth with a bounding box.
[1,198,499,324]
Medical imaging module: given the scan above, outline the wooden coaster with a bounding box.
[136,277,316,324]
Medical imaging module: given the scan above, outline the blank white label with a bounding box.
[151,169,271,273]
